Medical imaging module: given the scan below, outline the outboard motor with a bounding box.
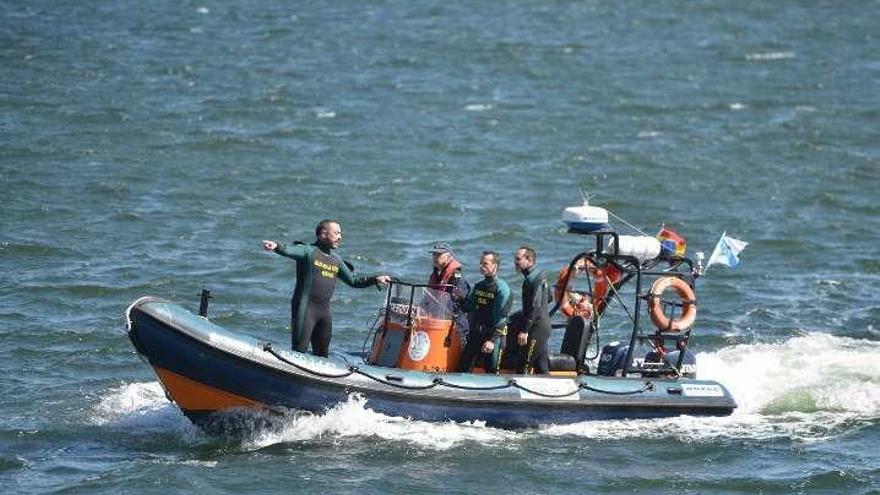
[643,348,697,378]
[597,341,629,377]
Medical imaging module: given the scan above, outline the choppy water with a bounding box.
[1,1,878,493]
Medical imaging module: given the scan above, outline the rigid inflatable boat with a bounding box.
[125,203,737,428]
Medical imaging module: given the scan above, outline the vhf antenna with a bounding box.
[578,186,598,205]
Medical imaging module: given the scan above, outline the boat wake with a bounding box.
[700,332,880,417]
[89,381,204,443]
[89,383,514,450]
[242,395,516,451]
[94,333,879,447]
[546,332,880,442]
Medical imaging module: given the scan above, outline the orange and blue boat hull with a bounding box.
[126,297,736,428]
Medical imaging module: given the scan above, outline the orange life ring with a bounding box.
[648,276,697,332]
[555,260,610,318]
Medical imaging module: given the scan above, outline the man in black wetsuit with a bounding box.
[457,251,512,373]
[513,246,553,374]
[262,220,391,357]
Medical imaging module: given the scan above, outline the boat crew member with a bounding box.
[262,220,391,357]
[513,246,553,374]
[456,251,511,373]
[427,242,469,295]
[426,242,470,334]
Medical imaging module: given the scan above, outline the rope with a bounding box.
[582,381,654,395]
[263,344,356,379]
[509,381,585,398]
[262,344,653,397]
[434,378,514,392]
[605,277,637,325]
[607,210,651,237]
[265,343,438,390]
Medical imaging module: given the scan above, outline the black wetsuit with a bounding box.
[274,241,378,356]
[458,275,512,373]
[518,267,553,374]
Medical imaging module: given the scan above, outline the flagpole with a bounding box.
[703,231,725,275]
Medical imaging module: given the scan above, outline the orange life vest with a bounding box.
[429,259,462,288]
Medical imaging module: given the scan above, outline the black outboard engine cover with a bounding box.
[643,349,697,378]
[597,341,629,377]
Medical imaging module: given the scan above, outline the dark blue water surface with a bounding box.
[2,1,878,493]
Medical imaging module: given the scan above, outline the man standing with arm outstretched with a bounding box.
[262,219,391,357]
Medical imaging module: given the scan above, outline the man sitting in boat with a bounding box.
[262,220,391,357]
[455,251,512,373]
[512,246,553,374]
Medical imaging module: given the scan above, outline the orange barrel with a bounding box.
[397,317,462,372]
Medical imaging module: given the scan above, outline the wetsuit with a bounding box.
[458,275,512,373]
[274,241,379,356]
[518,267,553,374]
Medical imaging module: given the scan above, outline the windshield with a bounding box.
[384,282,457,323]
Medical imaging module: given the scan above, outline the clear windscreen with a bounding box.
[418,287,455,320]
[383,283,457,322]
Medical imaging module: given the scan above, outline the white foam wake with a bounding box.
[91,383,514,450]
[543,332,880,442]
[90,381,203,440]
[245,394,516,451]
[699,332,880,416]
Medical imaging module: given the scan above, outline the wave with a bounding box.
[91,383,513,450]
[699,332,880,416]
[243,395,516,451]
[463,103,493,112]
[546,332,880,442]
[93,333,879,447]
[89,382,205,443]
[745,51,796,61]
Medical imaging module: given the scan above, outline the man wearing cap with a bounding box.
[427,242,468,295]
[425,242,470,342]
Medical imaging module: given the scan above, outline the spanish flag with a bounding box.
[656,227,687,257]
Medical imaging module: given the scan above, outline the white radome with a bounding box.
[562,203,610,233]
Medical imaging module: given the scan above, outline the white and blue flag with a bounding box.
[706,232,748,269]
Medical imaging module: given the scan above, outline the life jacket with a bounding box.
[429,259,462,288]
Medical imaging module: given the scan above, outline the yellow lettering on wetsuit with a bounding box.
[475,289,495,307]
[314,259,339,278]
